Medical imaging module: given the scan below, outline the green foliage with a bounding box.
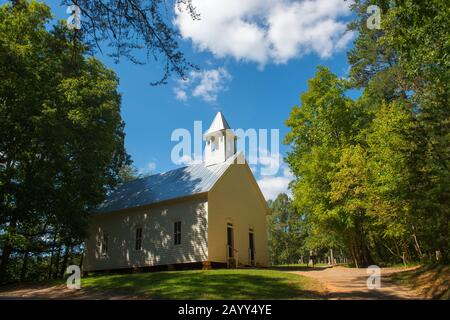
[60,0,200,85]
[284,0,449,266]
[267,194,309,265]
[285,67,373,267]
[118,164,141,183]
[0,1,129,282]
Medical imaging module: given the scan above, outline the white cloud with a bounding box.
[174,154,195,165]
[257,165,293,201]
[192,68,232,102]
[174,67,231,103]
[139,161,157,176]
[147,162,157,172]
[174,0,354,66]
[174,87,188,101]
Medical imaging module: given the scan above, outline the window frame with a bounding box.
[101,232,109,257]
[135,227,143,251]
[227,223,234,258]
[174,221,182,245]
[249,229,255,262]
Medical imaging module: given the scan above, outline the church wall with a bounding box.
[83,196,208,272]
[208,164,269,266]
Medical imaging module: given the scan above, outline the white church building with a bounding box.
[83,112,269,272]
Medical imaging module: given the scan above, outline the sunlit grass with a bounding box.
[81,269,325,299]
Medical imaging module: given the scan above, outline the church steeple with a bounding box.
[204,112,237,166]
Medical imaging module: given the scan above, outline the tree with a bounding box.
[349,0,449,263]
[364,100,425,263]
[285,67,374,267]
[63,0,200,84]
[382,1,450,262]
[8,0,200,85]
[284,0,449,267]
[118,164,141,183]
[267,194,309,265]
[0,1,129,282]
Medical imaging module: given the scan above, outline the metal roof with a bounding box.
[95,155,238,214]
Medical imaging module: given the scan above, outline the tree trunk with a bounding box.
[411,225,423,258]
[0,244,13,283]
[79,250,84,268]
[20,251,30,282]
[0,219,17,283]
[360,242,375,267]
[53,244,62,279]
[355,222,375,267]
[439,243,448,264]
[59,244,72,279]
[350,245,359,268]
[351,234,375,268]
[48,233,57,280]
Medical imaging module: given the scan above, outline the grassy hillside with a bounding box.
[82,269,325,299]
[391,265,449,300]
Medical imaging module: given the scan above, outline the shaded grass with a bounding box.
[378,262,421,268]
[390,264,450,300]
[273,263,328,268]
[82,269,325,300]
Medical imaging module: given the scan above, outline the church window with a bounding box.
[211,136,219,152]
[174,221,181,245]
[135,227,142,250]
[101,232,109,256]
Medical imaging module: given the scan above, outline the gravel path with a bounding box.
[288,266,422,300]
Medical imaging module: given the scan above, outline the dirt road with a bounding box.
[288,266,422,300]
[0,283,144,300]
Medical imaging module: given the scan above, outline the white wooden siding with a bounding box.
[83,197,208,271]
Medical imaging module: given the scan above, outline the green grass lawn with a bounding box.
[82,269,325,299]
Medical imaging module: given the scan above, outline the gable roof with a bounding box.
[96,154,238,214]
[205,112,231,135]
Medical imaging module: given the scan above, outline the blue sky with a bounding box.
[16,0,357,200]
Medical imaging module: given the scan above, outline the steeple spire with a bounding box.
[205,112,231,135]
[204,112,237,166]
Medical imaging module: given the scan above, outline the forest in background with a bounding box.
[269,0,449,268]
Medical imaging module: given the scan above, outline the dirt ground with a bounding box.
[0,283,146,300]
[0,266,423,300]
[287,266,422,300]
